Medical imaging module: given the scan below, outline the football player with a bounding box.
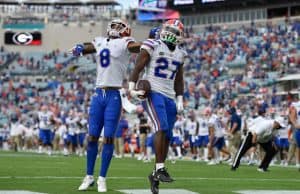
[186,110,199,160]
[207,108,231,165]
[77,112,88,157]
[197,109,210,161]
[288,97,300,171]
[37,105,55,155]
[71,19,141,192]
[66,110,79,154]
[128,19,186,194]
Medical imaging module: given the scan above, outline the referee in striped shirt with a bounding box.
[231,116,286,172]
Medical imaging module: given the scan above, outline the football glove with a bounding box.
[176,95,184,113]
[69,44,84,57]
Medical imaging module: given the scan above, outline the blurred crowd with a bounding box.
[0,5,116,23]
[181,20,300,110]
[0,20,300,168]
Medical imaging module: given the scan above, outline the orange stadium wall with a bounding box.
[1,21,152,53]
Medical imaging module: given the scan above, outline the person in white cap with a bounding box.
[231,116,286,172]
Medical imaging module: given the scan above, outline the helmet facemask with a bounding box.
[160,24,183,45]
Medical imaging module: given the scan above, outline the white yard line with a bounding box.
[0,176,299,182]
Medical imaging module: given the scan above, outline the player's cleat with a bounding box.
[78,175,94,191]
[155,168,174,183]
[137,154,145,161]
[230,167,236,171]
[63,147,69,156]
[223,155,231,162]
[148,172,159,194]
[207,160,217,165]
[97,176,107,192]
[143,158,151,163]
[247,160,256,166]
[257,168,268,173]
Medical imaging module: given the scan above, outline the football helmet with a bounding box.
[107,19,131,38]
[149,27,160,39]
[160,19,184,45]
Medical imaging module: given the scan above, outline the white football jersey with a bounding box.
[66,116,79,135]
[278,125,290,139]
[38,111,53,130]
[78,118,88,133]
[141,39,187,99]
[174,119,185,130]
[10,123,25,136]
[291,101,300,125]
[208,114,224,138]
[248,117,274,143]
[92,36,135,88]
[197,117,209,136]
[173,127,182,138]
[186,119,198,136]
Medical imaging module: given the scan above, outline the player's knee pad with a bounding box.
[103,137,114,144]
[88,135,99,142]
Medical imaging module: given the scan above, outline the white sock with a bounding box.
[156,163,164,171]
[146,147,152,160]
[169,147,175,158]
[204,148,208,160]
[98,176,105,181]
[214,148,219,161]
[176,146,182,157]
[250,152,255,161]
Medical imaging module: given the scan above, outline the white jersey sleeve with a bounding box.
[141,39,159,56]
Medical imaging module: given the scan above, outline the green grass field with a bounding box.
[0,151,300,194]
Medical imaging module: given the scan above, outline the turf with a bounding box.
[0,151,300,194]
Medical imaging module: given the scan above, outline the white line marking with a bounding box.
[119,189,198,194]
[1,152,299,169]
[0,176,299,182]
[0,154,60,158]
[237,190,300,194]
[0,191,45,194]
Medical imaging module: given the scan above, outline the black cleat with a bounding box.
[231,167,236,171]
[148,173,159,194]
[155,168,174,183]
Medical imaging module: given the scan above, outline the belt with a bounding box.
[98,87,121,90]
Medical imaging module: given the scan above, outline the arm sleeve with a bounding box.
[181,49,188,64]
[123,37,135,49]
[140,39,157,56]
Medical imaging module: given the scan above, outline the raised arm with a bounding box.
[70,42,96,56]
[127,42,142,53]
[82,42,97,54]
